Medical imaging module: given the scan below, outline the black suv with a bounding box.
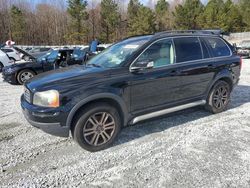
[21,31,241,152]
[2,48,86,84]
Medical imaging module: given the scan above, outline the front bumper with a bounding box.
[2,71,17,84]
[21,95,70,137]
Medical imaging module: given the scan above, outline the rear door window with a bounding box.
[200,38,210,59]
[204,37,231,57]
[174,37,202,63]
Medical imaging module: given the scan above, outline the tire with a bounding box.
[205,80,231,114]
[17,69,35,85]
[72,102,121,152]
[0,62,3,72]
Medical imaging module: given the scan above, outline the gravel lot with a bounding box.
[0,60,250,188]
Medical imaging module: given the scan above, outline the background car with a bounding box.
[28,47,52,58]
[1,47,21,61]
[0,49,14,72]
[237,40,250,58]
[2,48,86,84]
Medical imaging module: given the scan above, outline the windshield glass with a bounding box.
[86,36,152,68]
[37,50,53,63]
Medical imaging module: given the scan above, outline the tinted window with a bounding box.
[47,50,59,63]
[205,37,231,57]
[73,49,85,60]
[135,39,174,68]
[200,38,210,58]
[174,37,202,63]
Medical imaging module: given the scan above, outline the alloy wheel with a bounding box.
[83,112,116,146]
[212,85,229,109]
[20,72,34,83]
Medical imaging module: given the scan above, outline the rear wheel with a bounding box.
[205,80,231,113]
[72,103,121,152]
[17,69,35,85]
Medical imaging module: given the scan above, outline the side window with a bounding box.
[135,39,174,68]
[200,38,210,59]
[47,50,58,63]
[174,37,202,63]
[204,37,231,57]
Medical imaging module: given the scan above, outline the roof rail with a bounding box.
[155,29,229,36]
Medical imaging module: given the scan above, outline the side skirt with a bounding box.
[131,100,206,124]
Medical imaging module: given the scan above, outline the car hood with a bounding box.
[26,65,108,92]
[4,60,35,68]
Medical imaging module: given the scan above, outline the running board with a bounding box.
[131,100,206,124]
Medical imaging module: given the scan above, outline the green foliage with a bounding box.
[127,0,142,35]
[221,0,245,32]
[67,0,88,44]
[129,6,155,36]
[238,0,250,30]
[173,0,204,30]
[201,0,225,29]
[100,0,120,43]
[127,1,155,36]
[155,0,170,31]
[10,6,26,44]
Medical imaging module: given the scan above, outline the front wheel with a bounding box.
[17,69,35,85]
[205,80,231,114]
[72,103,121,152]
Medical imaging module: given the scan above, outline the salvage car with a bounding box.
[21,30,241,152]
[1,47,21,61]
[2,48,85,84]
[0,49,15,72]
[237,40,250,58]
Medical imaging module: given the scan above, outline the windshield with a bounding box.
[87,36,152,68]
[37,50,53,63]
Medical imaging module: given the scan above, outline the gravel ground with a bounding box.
[0,60,250,188]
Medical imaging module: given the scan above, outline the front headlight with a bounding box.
[33,90,59,108]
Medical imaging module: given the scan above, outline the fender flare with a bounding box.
[66,93,129,128]
[206,70,234,98]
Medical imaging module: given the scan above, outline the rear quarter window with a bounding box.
[174,37,202,63]
[204,37,231,57]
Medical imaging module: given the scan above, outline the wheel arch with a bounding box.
[206,73,234,98]
[66,93,129,129]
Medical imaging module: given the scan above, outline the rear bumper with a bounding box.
[21,95,70,137]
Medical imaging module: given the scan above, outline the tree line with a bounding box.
[0,0,249,45]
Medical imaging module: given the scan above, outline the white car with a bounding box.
[0,50,14,72]
[1,47,21,61]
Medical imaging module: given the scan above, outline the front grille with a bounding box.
[24,87,31,103]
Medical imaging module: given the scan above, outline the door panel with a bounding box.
[177,60,216,100]
[129,38,182,113]
[130,67,182,113]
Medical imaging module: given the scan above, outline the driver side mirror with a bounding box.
[130,61,154,73]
